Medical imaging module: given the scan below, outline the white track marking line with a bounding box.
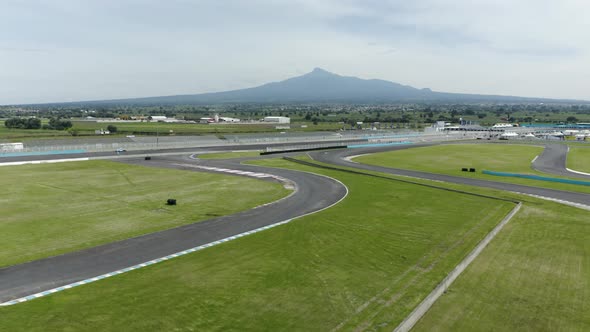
[1,160,349,307]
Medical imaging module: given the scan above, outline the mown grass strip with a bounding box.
[413,200,590,331]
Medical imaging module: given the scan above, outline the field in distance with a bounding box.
[0,120,344,141]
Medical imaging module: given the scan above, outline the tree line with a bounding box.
[4,117,73,130]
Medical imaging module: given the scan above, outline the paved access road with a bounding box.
[0,154,347,303]
[310,144,590,206]
[532,144,590,179]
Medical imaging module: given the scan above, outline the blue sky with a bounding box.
[1,0,588,104]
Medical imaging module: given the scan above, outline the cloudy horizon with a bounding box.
[1,0,589,104]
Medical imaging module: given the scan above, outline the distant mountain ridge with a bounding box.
[19,68,588,106]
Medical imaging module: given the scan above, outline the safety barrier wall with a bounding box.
[0,131,466,157]
[347,141,413,148]
[261,145,345,155]
[482,170,590,186]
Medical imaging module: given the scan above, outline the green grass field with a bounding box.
[72,121,277,135]
[0,157,513,331]
[197,151,261,159]
[0,120,343,141]
[567,147,590,173]
[414,200,590,331]
[0,120,71,141]
[356,144,542,174]
[283,156,590,331]
[0,160,288,267]
[354,144,590,194]
[71,121,343,135]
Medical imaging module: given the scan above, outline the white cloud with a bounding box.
[0,0,588,103]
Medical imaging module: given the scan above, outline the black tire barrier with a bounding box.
[461,168,468,172]
[260,145,345,155]
[469,168,476,172]
[145,156,151,160]
[166,199,176,205]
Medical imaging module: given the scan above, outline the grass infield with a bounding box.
[0,160,288,267]
[354,143,590,194]
[0,157,512,331]
[567,146,590,173]
[413,200,590,331]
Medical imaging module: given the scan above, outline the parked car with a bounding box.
[116,148,126,152]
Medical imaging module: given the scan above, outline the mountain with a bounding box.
[21,68,588,106]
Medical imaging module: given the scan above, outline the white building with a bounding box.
[219,117,240,123]
[199,115,241,123]
[150,116,168,121]
[493,123,515,128]
[500,132,519,138]
[263,116,290,124]
[0,142,24,152]
[149,115,184,123]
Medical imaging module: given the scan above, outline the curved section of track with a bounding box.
[3,141,588,305]
[0,155,347,303]
[311,145,590,206]
[532,144,590,180]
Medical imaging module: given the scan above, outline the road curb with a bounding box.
[566,167,590,177]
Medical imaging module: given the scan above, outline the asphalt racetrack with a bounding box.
[0,154,347,303]
[532,144,590,179]
[1,141,589,304]
[310,143,590,206]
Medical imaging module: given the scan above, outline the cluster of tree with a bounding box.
[4,117,74,130]
[3,102,590,130]
[45,117,73,130]
[4,117,42,129]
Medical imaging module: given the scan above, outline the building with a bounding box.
[0,142,24,152]
[150,116,168,122]
[263,116,290,124]
[219,117,240,123]
[149,115,185,123]
[199,115,240,123]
